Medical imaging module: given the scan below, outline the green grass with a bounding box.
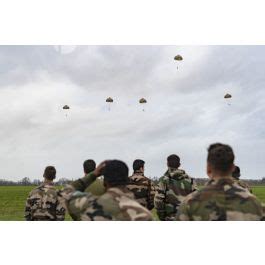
[252,186,265,203]
[0,184,264,221]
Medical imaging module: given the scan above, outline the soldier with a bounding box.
[177,143,264,221]
[232,166,252,193]
[127,159,155,210]
[25,166,65,221]
[58,160,153,221]
[83,159,96,175]
[154,154,197,220]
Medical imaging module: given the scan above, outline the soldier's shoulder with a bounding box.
[28,185,44,196]
[159,175,169,183]
[130,174,148,182]
[100,188,152,220]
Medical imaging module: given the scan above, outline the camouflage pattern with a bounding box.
[176,177,263,221]
[25,183,65,221]
[262,204,265,221]
[58,173,153,221]
[127,171,155,210]
[236,179,252,193]
[154,168,197,220]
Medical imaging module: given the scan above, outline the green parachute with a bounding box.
[174,54,183,69]
[174,55,183,61]
[139,98,147,111]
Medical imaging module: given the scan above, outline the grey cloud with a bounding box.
[0,45,265,180]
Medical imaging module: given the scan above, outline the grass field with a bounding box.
[0,184,264,221]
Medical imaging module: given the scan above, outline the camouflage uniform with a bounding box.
[236,179,252,193]
[58,172,153,221]
[154,168,197,220]
[127,171,155,210]
[25,183,65,221]
[262,204,265,221]
[176,177,263,221]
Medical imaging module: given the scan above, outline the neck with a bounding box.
[44,179,53,185]
[210,174,232,180]
[168,167,178,170]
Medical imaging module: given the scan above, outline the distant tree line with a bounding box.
[195,178,265,186]
[1,177,265,186]
[0,177,71,186]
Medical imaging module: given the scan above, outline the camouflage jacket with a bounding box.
[127,171,155,210]
[58,173,153,221]
[236,179,252,193]
[154,168,197,220]
[176,177,263,221]
[25,183,65,221]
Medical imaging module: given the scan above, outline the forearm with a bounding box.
[71,172,97,192]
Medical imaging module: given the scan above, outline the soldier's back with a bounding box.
[127,172,155,210]
[177,177,263,221]
[155,168,196,220]
[97,186,153,221]
[25,184,64,221]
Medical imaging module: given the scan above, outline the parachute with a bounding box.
[106,97,114,103]
[174,54,183,70]
[139,98,147,111]
[224,94,232,99]
[63,105,70,109]
[224,93,232,106]
[62,105,70,117]
[139,98,147,104]
[174,55,183,61]
[106,97,113,110]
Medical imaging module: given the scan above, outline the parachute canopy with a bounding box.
[106,97,114,103]
[224,94,232,99]
[139,98,147,104]
[174,55,183,61]
[63,105,70,110]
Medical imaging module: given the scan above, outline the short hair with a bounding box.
[232,166,241,179]
[167,154,180,168]
[44,166,56,180]
[207,143,235,174]
[133,159,145,172]
[83,160,96,174]
[103,160,129,186]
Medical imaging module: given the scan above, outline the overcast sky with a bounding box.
[0,45,264,180]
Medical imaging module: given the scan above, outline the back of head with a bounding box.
[207,143,235,176]
[232,166,241,180]
[167,154,180,169]
[44,166,56,181]
[83,159,96,174]
[103,160,129,186]
[133,159,145,172]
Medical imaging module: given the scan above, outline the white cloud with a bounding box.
[0,45,264,180]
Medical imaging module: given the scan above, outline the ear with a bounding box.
[231,164,236,174]
[207,163,212,178]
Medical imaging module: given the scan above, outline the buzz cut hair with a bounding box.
[44,166,56,180]
[167,154,180,169]
[207,143,235,174]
